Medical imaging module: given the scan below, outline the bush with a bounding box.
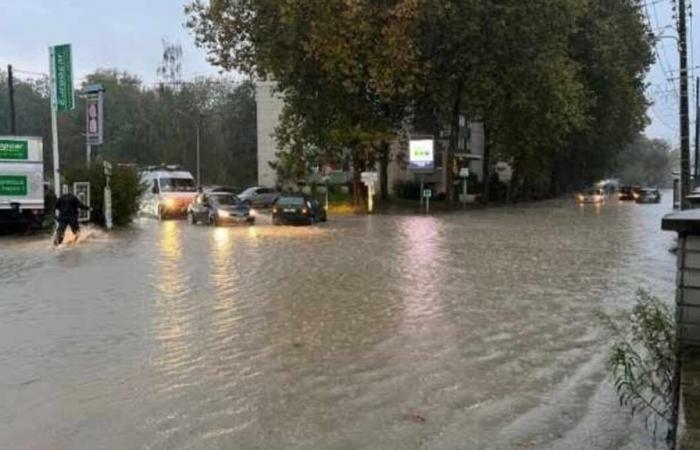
[64,161,145,227]
[598,289,676,442]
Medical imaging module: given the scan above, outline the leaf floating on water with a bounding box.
[405,413,426,424]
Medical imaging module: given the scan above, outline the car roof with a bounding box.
[205,186,238,193]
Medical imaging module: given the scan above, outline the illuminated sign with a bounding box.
[409,139,434,171]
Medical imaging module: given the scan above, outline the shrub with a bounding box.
[63,161,145,227]
[598,289,676,442]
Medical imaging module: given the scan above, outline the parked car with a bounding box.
[187,191,255,226]
[204,185,240,195]
[635,188,661,204]
[139,165,197,219]
[237,186,279,208]
[618,185,641,201]
[577,188,605,204]
[272,194,327,225]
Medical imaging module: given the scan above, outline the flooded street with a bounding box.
[0,195,676,449]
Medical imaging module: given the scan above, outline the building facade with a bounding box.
[255,80,284,188]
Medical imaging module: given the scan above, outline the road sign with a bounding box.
[361,171,378,184]
[0,175,28,196]
[423,189,432,199]
[51,44,74,112]
[460,168,470,178]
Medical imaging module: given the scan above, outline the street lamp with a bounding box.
[174,109,201,188]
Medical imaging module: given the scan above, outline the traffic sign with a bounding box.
[423,189,432,199]
[361,171,378,185]
[460,168,470,178]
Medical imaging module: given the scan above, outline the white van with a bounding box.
[140,165,197,219]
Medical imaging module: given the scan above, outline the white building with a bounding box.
[254,80,486,195]
[255,80,284,188]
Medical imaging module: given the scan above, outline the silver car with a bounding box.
[237,186,279,208]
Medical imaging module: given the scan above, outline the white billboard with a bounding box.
[409,139,434,171]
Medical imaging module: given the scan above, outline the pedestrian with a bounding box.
[53,185,91,246]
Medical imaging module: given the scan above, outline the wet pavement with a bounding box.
[0,194,677,449]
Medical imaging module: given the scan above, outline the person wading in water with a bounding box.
[54,185,91,246]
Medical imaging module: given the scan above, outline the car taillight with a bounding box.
[272,207,277,214]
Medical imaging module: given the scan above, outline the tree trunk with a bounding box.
[482,124,491,203]
[447,81,464,206]
[352,153,366,207]
[379,141,389,200]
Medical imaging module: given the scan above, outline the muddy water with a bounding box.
[0,195,676,449]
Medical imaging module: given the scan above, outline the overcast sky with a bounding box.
[0,0,694,147]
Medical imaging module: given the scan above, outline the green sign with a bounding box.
[0,140,28,160]
[52,44,74,112]
[0,175,28,196]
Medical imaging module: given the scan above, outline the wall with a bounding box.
[255,81,284,188]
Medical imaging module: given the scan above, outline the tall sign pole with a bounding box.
[48,43,75,194]
[49,46,61,195]
[679,0,690,210]
[694,76,699,185]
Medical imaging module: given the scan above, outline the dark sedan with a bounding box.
[187,192,256,226]
[272,194,327,225]
[618,185,641,201]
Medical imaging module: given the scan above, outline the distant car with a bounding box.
[187,191,256,226]
[577,188,605,204]
[237,186,279,208]
[272,194,327,225]
[618,185,641,201]
[204,185,240,195]
[635,188,661,204]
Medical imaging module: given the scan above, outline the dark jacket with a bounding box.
[55,193,89,220]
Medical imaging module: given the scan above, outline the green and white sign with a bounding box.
[0,175,28,196]
[52,44,74,112]
[0,139,28,160]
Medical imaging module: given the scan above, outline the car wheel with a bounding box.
[158,206,166,221]
[187,212,195,225]
[272,216,279,226]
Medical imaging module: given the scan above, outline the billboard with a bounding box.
[86,92,104,145]
[409,138,434,171]
[51,44,74,112]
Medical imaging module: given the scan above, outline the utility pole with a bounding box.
[7,65,16,135]
[680,0,691,210]
[695,76,699,185]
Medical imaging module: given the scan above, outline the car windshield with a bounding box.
[277,197,305,206]
[211,194,240,205]
[159,177,196,192]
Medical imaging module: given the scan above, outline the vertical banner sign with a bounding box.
[52,44,74,112]
[409,138,435,171]
[86,92,103,145]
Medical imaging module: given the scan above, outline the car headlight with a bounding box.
[218,210,230,218]
[163,198,177,209]
[249,208,257,217]
[578,195,584,201]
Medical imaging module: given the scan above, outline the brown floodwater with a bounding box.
[0,194,676,449]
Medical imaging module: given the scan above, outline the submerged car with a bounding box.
[635,188,661,204]
[577,188,605,204]
[272,194,327,225]
[187,191,256,226]
[618,185,641,201]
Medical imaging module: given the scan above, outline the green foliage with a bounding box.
[0,67,258,190]
[598,289,676,439]
[187,0,652,202]
[64,162,145,227]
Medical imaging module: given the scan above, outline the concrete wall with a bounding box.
[255,81,284,188]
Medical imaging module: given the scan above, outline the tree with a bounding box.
[616,135,673,187]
